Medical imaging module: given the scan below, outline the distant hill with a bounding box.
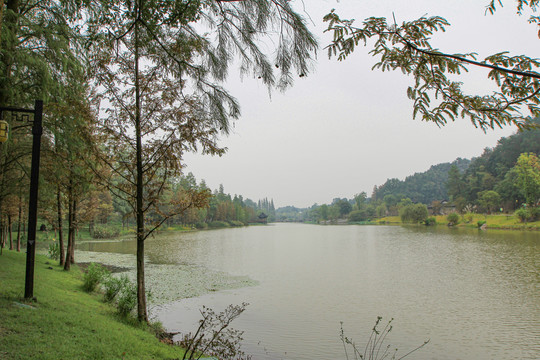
[371,158,471,204]
[371,120,540,205]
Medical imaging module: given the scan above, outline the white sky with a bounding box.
[182,0,538,208]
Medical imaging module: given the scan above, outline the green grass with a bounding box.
[0,250,186,360]
[377,213,540,230]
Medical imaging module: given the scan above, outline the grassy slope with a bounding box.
[378,214,540,230]
[0,250,185,360]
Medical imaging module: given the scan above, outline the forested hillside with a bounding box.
[277,120,540,223]
[371,158,471,204]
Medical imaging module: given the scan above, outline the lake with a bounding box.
[79,223,540,359]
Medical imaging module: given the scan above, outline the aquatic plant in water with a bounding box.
[340,317,429,360]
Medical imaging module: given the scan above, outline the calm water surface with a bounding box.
[83,223,540,359]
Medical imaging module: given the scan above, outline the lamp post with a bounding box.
[0,100,43,299]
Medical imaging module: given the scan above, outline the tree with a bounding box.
[477,190,502,214]
[514,152,540,206]
[447,165,465,201]
[86,0,316,322]
[354,192,367,210]
[324,1,540,130]
[336,199,352,217]
[399,203,429,224]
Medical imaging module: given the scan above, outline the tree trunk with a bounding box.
[57,186,64,265]
[0,219,4,255]
[134,5,148,323]
[64,184,73,271]
[70,200,76,264]
[8,214,12,250]
[16,196,21,251]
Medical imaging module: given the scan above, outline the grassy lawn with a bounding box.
[0,250,186,360]
[377,213,540,230]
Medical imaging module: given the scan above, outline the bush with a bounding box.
[82,263,110,293]
[447,212,460,226]
[424,217,437,226]
[48,242,60,260]
[92,225,121,239]
[477,220,486,228]
[179,303,249,360]
[102,274,130,303]
[531,207,540,221]
[515,208,529,222]
[208,221,230,229]
[195,222,208,229]
[117,281,138,317]
[399,204,428,224]
[349,209,369,222]
[515,207,539,222]
[228,220,245,227]
[463,213,474,223]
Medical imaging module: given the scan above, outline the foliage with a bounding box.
[369,125,540,213]
[424,217,437,226]
[179,303,250,360]
[48,242,60,260]
[92,225,121,239]
[82,263,111,293]
[340,317,429,360]
[399,204,428,224]
[372,158,471,205]
[208,221,230,229]
[477,190,502,214]
[195,222,208,229]
[117,280,138,317]
[447,212,460,226]
[477,220,487,228]
[514,153,540,206]
[102,274,131,303]
[324,3,540,130]
[349,209,370,222]
[515,207,540,222]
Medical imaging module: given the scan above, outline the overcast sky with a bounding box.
[182,0,538,208]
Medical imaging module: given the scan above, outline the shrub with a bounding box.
[463,213,474,223]
[195,222,208,229]
[447,212,460,226]
[531,207,540,221]
[102,274,130,303]
[349,209,369,222]
[208,221,230,229]
[92,225,121,239]
[515,207,539,222]
[477,220,486,228]
[424,217,437,226]
[48,242,60,260]
[515,208,530,222]
[399,204,428,224]
[82,263,110,293]
[228,220,245,227]
[179,303,249,360]
[117,281,138,317]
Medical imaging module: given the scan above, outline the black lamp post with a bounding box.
[0,100,43,299]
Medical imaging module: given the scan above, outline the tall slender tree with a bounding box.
[85,0,317,322]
